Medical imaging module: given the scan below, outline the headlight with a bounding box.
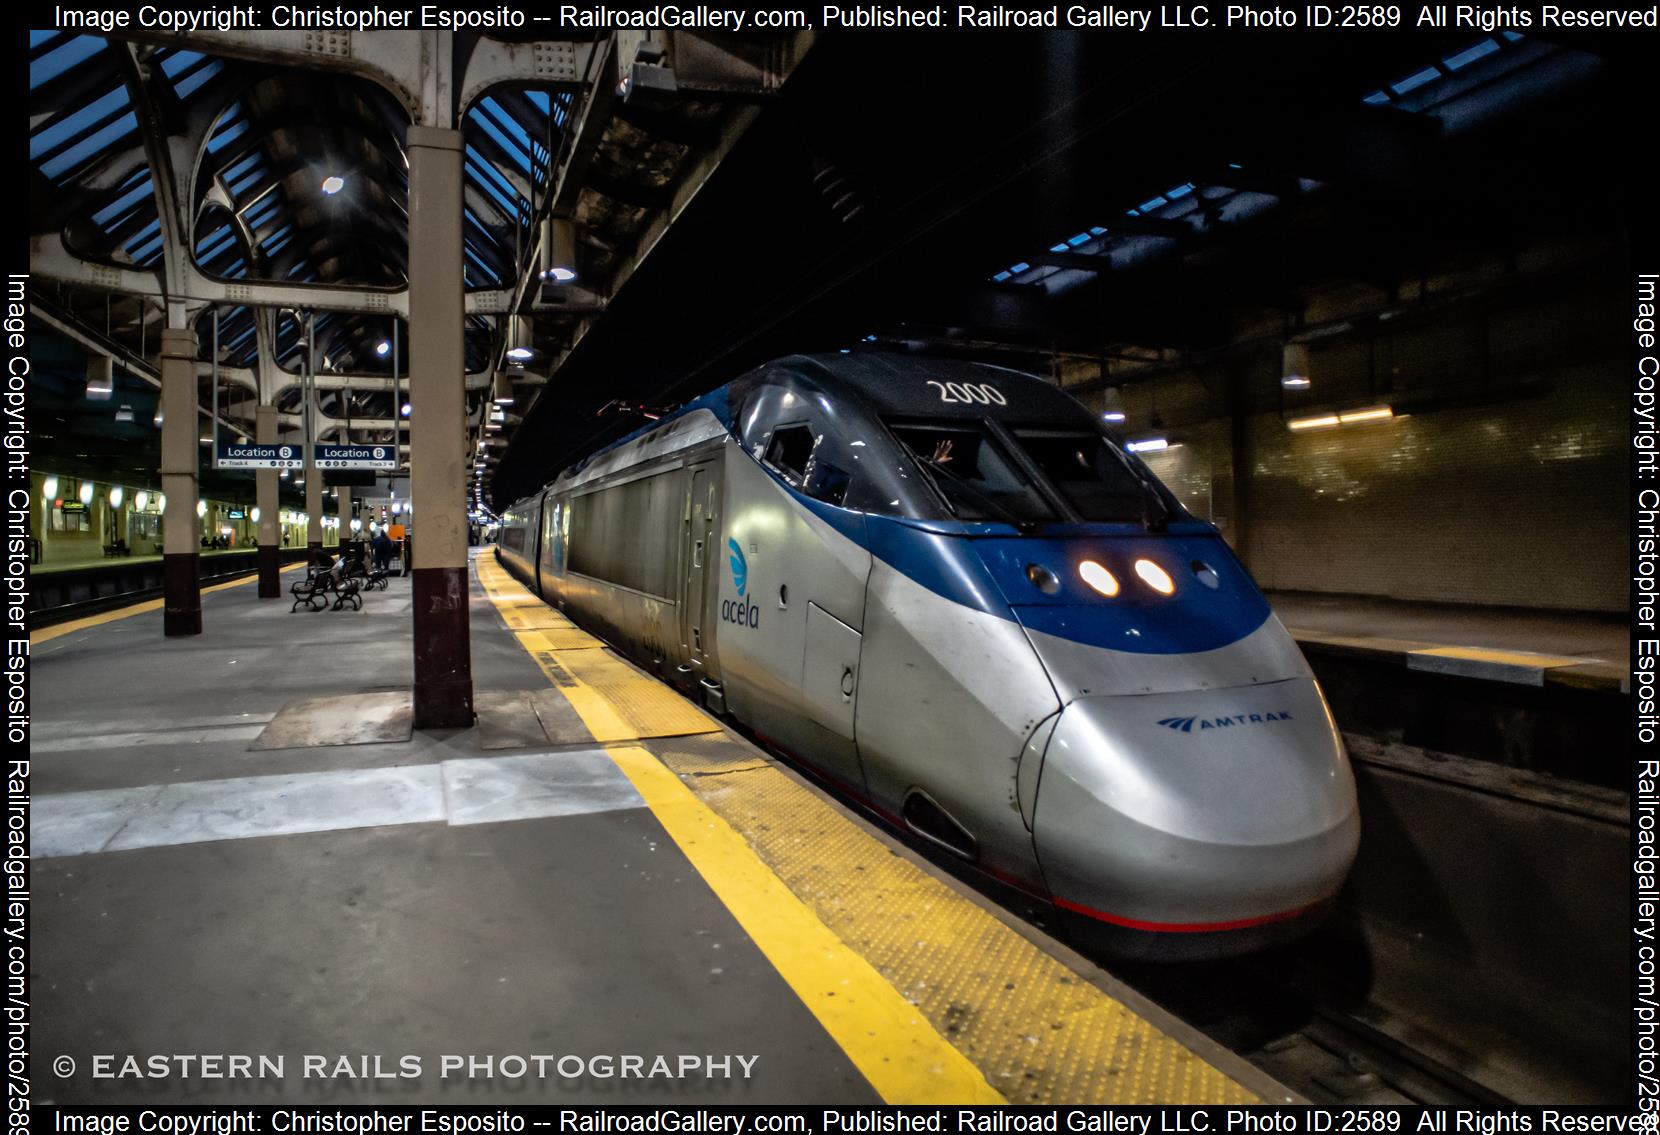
[1078,560,1119,598]
[1134,558,1174,595]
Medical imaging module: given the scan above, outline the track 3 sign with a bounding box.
[216,443,303,470]
[315,444,397,470]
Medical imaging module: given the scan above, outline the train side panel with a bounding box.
[715,445,872,795]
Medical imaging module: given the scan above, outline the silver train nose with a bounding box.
[1032,676,1360,951]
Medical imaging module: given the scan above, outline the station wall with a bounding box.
[1069,267,1628,613]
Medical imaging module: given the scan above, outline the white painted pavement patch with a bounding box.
[31,725,269,753]
[38,713,277,740]
[443,750,645,826]
[32,751,645,859]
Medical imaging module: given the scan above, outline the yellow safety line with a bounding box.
[30,562,307,645]
[1410,644,1588,668]
[605,744,1005,1104]
[476,557,1003,1103]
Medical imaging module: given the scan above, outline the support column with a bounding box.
[407,124,473,728]
[305,456,323,553]
[159,328,201,636]
[339,485,353,555]
[256,406,281,596]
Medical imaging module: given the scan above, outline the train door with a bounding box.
[682,461,721,678]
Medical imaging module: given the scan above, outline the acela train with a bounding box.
[497,352,1359,958]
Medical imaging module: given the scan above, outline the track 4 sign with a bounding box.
[315,444,397,470]
[216,443,303,470]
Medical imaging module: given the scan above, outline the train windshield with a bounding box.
[887,422,1057,523]
[1010,429,1171,523]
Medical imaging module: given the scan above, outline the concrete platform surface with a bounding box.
[1268,590,1629,691]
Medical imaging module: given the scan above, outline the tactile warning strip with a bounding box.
[651,744,1258,1105]
[481,562,721,745]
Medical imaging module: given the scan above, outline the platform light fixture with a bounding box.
[401,403,412,417]
[157,493,166,514]
[79,482,94,505]
[321,175,345,195]
[196,499,207,517]
[1281,343,1313,390]
[114,404,134,423]
[108,486,123,508]
[1125,437,1169,453]
[1101,387,1126,423]
[1339,406,1394,425]
[505,347,534,363]
[153,411,164,427]
[86,356,114,400]
[135,491,149,512]
[251,507,261,523]
[42,477,58,499]
[1288,413,1340,432]
[376,340,391,357]
[543,216,577,283]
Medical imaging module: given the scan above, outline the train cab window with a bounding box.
[1012,430,1171,523]
[763,425,815,484]
[888,421,1056,524]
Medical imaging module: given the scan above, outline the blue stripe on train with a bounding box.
[794,490,1269,656]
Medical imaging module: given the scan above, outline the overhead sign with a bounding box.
[315,444,397,470]
[217,443,303,470]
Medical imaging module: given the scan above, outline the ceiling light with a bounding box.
[1134,558,1175,595]
[114,405,134,423]
[544,216,577,283]
[153,411,164,427]
[401,403,412,417]
[505,347,534,362]
[321,175,345,195]
[1126,437,1168,453]
[376,341,391,357]
[1288,414,1341,432]
[1339,406,1394,424]
[1078,560,1120,598]
[1101,386,1126,423]
[1281,342,1312,391]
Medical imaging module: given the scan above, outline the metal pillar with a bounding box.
[255,405,281,596]
[304,322,323,554]
[407,124,474,728]
[159,328,202,635]
[339,485,353,550]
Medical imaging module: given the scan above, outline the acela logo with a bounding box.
[727,538,747,598]
[722,537,759,630]
[1157,712,1293,733]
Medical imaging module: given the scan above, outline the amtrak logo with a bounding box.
[721,538,759,630]
[1158,712,1293,733]
[727,538,747,598]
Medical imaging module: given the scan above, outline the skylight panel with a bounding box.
[30,86,128,160]
[91,175,153,227]
[1442,38,1500,70]
[206,118,248,153]
[172,58,223,100]
[1066,232,1092,246]
[30,36,104,91]
[40,112,137,180]
[1390,66,1442,96]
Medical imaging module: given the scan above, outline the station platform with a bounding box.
[1268,591,1628,694]
[30,551,1289,1106]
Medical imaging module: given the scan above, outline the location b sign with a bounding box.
[216,443,303,470]
[315,444,396,470]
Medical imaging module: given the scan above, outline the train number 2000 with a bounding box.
[926,381,1008,406]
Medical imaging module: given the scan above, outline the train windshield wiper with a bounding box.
[920,457,1042,533]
